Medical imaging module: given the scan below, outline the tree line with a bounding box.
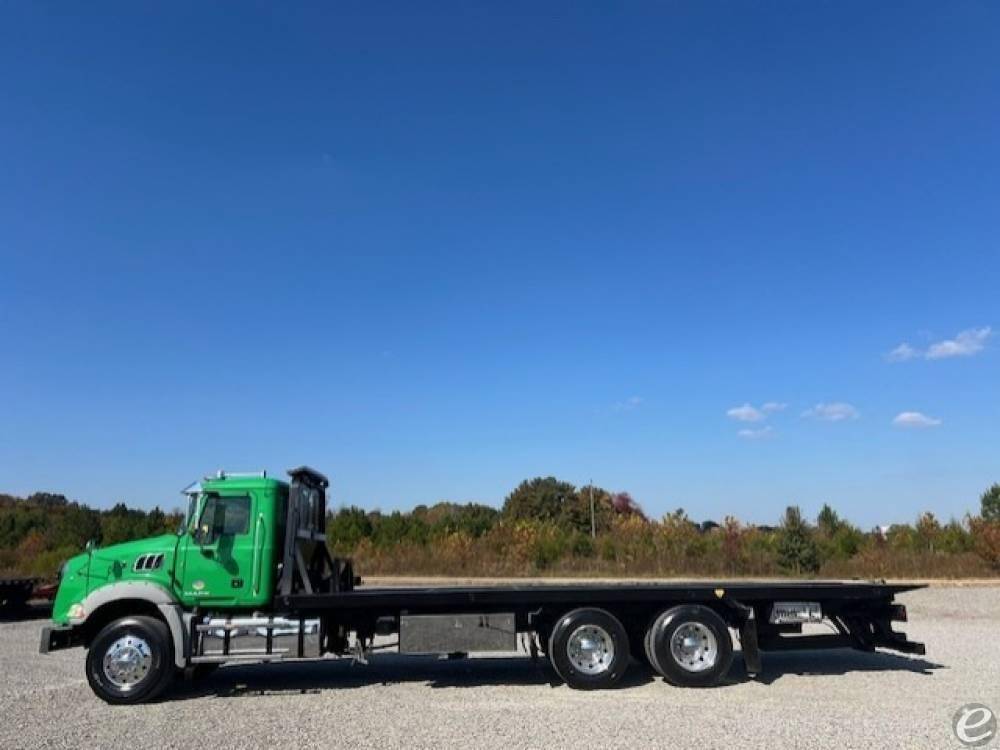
[0,493,181,578]
[327,478,1000,578]
[1,480,998,579]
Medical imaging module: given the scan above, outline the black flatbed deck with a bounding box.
[283,579,922,613]
[270,472,925,669]
[280,579,926,663]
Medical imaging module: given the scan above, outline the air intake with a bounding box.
[133,553,164,572]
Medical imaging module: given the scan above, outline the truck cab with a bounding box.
[51,471,285,626]
[42,467,348,703]
[174,472,283,609]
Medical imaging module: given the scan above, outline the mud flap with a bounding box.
[720,595,762,677]
[740,613,762,676]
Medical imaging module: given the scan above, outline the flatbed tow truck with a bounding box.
[40,468,925,703]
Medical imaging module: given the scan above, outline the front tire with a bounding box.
[647,605,733,687]
[547,608,629,690]
[86,616,175,704]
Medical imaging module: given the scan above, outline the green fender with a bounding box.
[78,582,188,669]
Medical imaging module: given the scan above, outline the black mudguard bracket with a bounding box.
[719,596,762,677]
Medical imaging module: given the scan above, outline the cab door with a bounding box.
[179,491,257,607]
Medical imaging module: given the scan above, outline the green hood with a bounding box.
[51,534,180,625]
[87,534,179,581]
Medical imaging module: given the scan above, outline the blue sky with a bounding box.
[1,3,998,526]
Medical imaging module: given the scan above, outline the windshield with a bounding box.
[181,493,200,534]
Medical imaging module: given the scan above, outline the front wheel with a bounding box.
[86,615,175,704]
[647,605,734,687]
[547,608,630,689]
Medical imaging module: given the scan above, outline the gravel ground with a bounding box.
[2,585,998,750]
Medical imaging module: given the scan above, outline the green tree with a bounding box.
[938,519,972,554]
[560,485,613,535]
[46,502,101,549]
[830,525,864,558]
[721,516,744,573]
[327,506,373,548]
[915,512,942,552]
[981,484,1000,522]
[777,506,819,575]
[100,502,150,545]
[887,524,917,551]
[415,502,500,538]
[528,524,568,569]
[371,510,428,548]
[970,517,1000,569]
[816,504,844,537]
[25,492,69,508]
[453,503,500,537]
[502,477,575,524]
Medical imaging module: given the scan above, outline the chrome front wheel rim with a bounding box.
[566,624,615,675]
[669,621,718,672]
[102,634,153,690]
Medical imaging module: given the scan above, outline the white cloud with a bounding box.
[729,401,786,439]
[738,426,774,440]
[614,396,643,412]
[726,403,765,422]
[884,326,991,362]
[925,327,991,359]
[885,342,917,362]
[893,411,942,428]
[802,402,860,422]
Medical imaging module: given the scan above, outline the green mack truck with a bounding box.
[41,467,925,704]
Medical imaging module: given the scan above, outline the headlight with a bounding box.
[67,603,85,620]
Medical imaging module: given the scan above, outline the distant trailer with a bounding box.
[0,578,39,612]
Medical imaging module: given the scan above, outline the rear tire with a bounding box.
[86,615,175,704]
[647,605,733,688]
[643,616,663,674]
[547,608,629,690]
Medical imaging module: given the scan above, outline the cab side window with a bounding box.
[199,495,251,542]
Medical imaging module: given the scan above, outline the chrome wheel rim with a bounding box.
[669,621,718,673]
[102,634,153,690]
[566,624,615,675]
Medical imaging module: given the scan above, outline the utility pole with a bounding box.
[589,480,595,539]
